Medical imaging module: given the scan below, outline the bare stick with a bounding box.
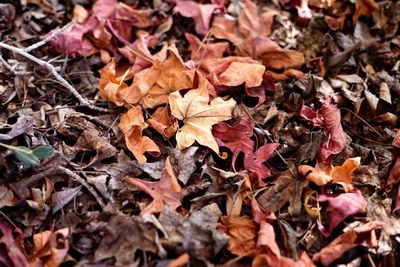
[24,20,76,52]
[0,42,110,112]
[58,166,106,208]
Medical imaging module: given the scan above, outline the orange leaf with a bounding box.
[219,216,257,256]
[98,59,127,106]
[146,106,178,139]
[298,157,360,187]
[119,106,160,164]
[125,157,181,214]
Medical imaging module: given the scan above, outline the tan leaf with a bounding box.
[169,74,236,153]
[119,106,160,164]
[98,59,127,106]
[220,216,257,256]
[146,106,178,139]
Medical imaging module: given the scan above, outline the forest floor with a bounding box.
[0,0,400,266]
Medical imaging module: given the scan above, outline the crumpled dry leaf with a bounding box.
[52,186,82,214]
[146,106,178,139]
[219,216,257,256]
[173,0,223,35]
[126,46,195,108]
[318,190,368,237]
[301,99,347,162]
[93,207,163,265]
[212,116,254,168]
[0,115,34,141]
[244,143,279,178]
[118,106,160,164]
[185,33,228,62]
[200,56,265,88]
[313,221,384,266]
[98,59,127,106]
[29,228,70,267]
[125,157,181,214]
[0,222,29,266]
[169,146,199,185]
[0,185,17,208]
[158,203,229,259]
[298,157,360,187]
[169,74,236,154]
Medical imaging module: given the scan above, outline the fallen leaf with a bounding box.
[118,106,160,164]
[0,222,29,266]
[219,216,257,256]
[313,221,384,266]
[212,116,255,168]
[244,143,279,178]
[52,186,82,214]
[158,204,229,259]
[98,59,126,106]
[300,99,347,162]
[169,73,236,154]
[318,190,368,237]
[125,157,181,214]
[146,106,178,139]
[173,0,222,35]
[298,157,360,187]
[185,33,228,62]
[169,146,199,185]
[29,228,70,267]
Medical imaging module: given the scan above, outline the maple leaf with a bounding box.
[219,216,257,256]
[212,117,255,168]
[118,106,160,164]
[173,0,223,35]
[300,99,347,162]
[244,143,279,178]
[125,157,181,214]
[298,157,360,188]
[169,74,236,153]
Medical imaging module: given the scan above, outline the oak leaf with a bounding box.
[119,106,160,164]
[169,74,236,153]
[125,157,181,214]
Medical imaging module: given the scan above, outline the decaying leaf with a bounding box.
[169,74,236,154]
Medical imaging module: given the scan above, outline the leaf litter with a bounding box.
[0,0,400,266]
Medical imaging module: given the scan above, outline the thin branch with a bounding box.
[24,20,76,52]
[58,166,106,209]
[0,42,110,112]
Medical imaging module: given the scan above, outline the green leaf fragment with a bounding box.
[32,146,54,159]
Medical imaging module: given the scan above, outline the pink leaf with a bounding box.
[244,143,279,178]
[318,190,367,237]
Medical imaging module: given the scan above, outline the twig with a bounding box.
[0,26,110,112]
[58,166,106,208]
[23,20,76,52]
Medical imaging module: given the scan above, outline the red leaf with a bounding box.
[318,190,368,237]
[212,117,254,168]
[386,157,400,192]
[125,157,182,214]
[185,33,228,61]
[301,99,347,162]
[0,222,29,267]
[244,143,279,178]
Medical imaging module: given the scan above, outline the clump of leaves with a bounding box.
[0,143,54,166]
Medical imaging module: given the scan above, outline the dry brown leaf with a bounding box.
[29,228,69,267]
[119,106,160,164]
[298,157,360,187]
[219,216,257,256]
[98,59,127,106]
[146,106,178,139]
[169,74,236,153]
